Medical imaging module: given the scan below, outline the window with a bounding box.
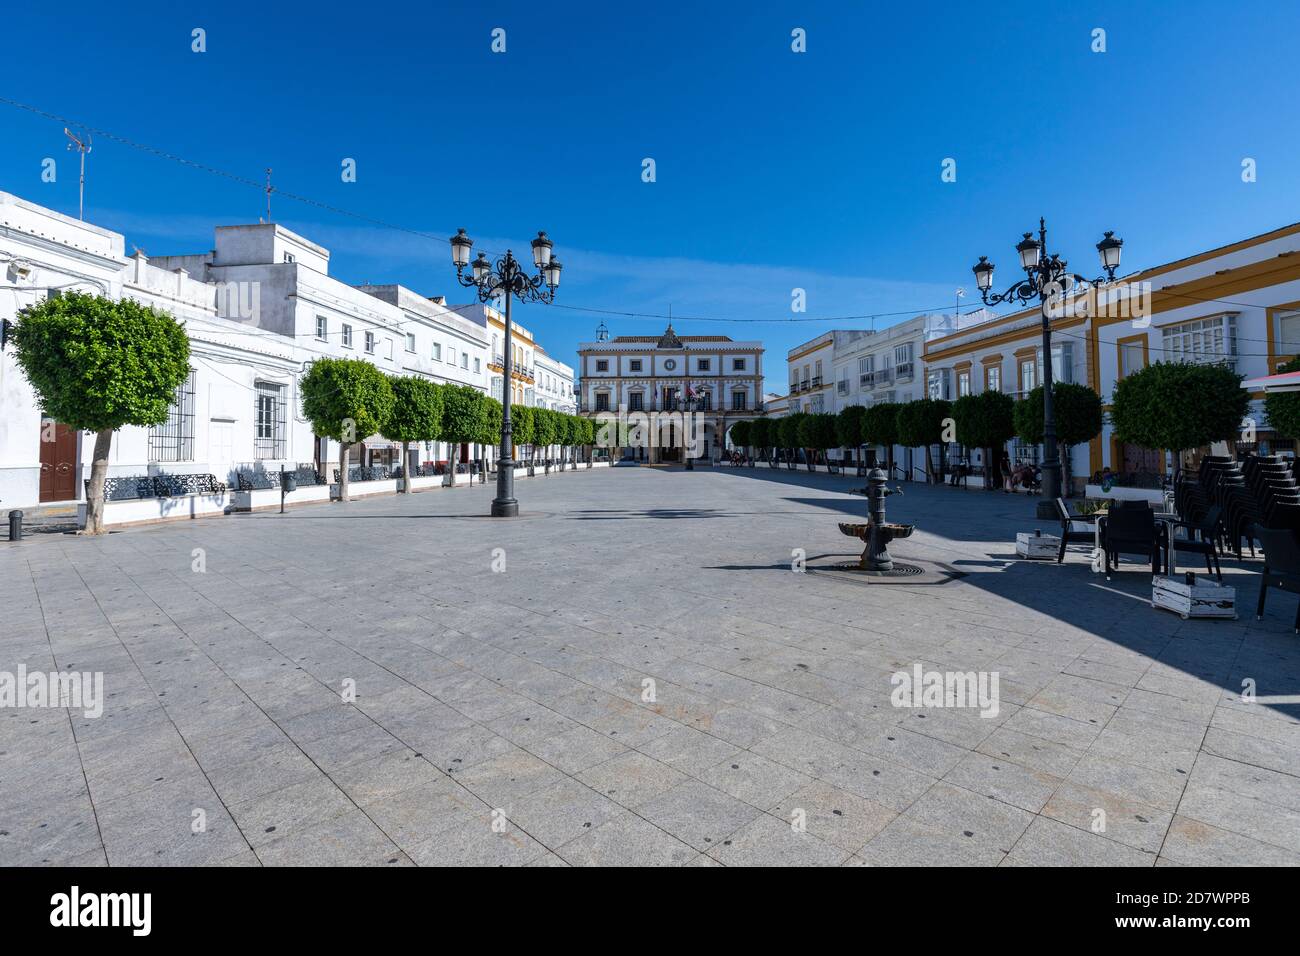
[895,344,914,379]
[448,348,456,365]
[284,252,295,264]
[1019,360,1037,393]
[1278,310,1300,362]
[461,353,469,369]
[385,338,394,361]
[1119,340,1146,379]
[731,391,747,411]
[695,358,709,372]
[254,381,286,459]
[986,365,1001,392]
[342,324,353,348]
[433,342,441,361]
[148,368,196,462]
[474,358,481,374]
[733,358,745,371]
[596,359,609,372]
[837,373,849,396]
[364,331,375,354]
[1162,314,1237,366]
[1036,343,1074,385]
[629,359,642,372]
[315,316,327,341]
[629,392,644,411]
[406,333,416,353]
[957,371,971,397]
[595,392,611,412]
[927,369,951,401]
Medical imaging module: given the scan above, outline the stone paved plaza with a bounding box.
[2,465,1298,866]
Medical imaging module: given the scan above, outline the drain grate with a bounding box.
[832,562,925,577]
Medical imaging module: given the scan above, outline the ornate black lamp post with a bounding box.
[451,229,563,517]
[972,219,1122,517]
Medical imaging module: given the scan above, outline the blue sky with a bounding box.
[2,0,1298,388]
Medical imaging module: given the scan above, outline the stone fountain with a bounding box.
[838,466,914,572]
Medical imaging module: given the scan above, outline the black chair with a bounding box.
[1099,506,1161,579]
[1054,497,1097,563]
[1253,525,1300,633]
[1161,504,1224,581]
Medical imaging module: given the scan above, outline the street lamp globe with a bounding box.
[545,256,563,289]
[531,231,553,268]
[1016,232,1041,271]
[1096,231,1123,277]
[472,252,491,281]
[450,228,473,268]
[972,256,995,291]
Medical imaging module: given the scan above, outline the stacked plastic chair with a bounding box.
[1241,455,1300,553]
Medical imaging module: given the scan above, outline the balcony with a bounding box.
[895,362,914,381]
[810,376,822,389]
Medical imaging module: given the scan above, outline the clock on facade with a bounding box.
[664,359,677,370]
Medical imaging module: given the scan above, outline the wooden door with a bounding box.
[39,421,79,502]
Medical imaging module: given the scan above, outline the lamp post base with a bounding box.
[1034,498,1058,519]
[491,497,519,518]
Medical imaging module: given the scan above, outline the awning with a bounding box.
[1242,370,1300,393]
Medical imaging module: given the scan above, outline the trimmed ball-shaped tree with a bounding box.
[952,390,1016,491]
[836,405,868,466]
[748,418,772,460]
[1012,382,1103,493]
[895,398,951,483]
[383,376,443,492]
[10,291,191,533]
[798,413,839,468]
[475,396,503,476]
[729,419,751,458]
[438,384,488,484]
[1264,356,1300,441]
[301,357,396,502]
[863,401,901,473]
[778,413,806,463]
[533,408,559,471]
[510,404,535,468]
[1111,360,1249,475]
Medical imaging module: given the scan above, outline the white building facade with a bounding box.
[0,190,506,511]
[782,317,929,475]
[577,325,765,462]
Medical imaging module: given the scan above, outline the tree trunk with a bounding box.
[399,440,410,493]
[338,441,351,502]
[82,427,114,535]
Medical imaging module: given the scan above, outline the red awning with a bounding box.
[1242,370,1300,393]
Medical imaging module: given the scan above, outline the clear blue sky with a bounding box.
[2,0,1297,388]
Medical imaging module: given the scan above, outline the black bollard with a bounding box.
[8,510,22,542]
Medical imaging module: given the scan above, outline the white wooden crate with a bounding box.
[1151,576,1237,620]
[1016,531,1060,560]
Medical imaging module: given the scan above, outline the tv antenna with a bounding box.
[64,128,92,220]
[263,168,273,222]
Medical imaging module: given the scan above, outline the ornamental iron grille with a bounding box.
[148,368,196,463]
[254,381,287,459]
